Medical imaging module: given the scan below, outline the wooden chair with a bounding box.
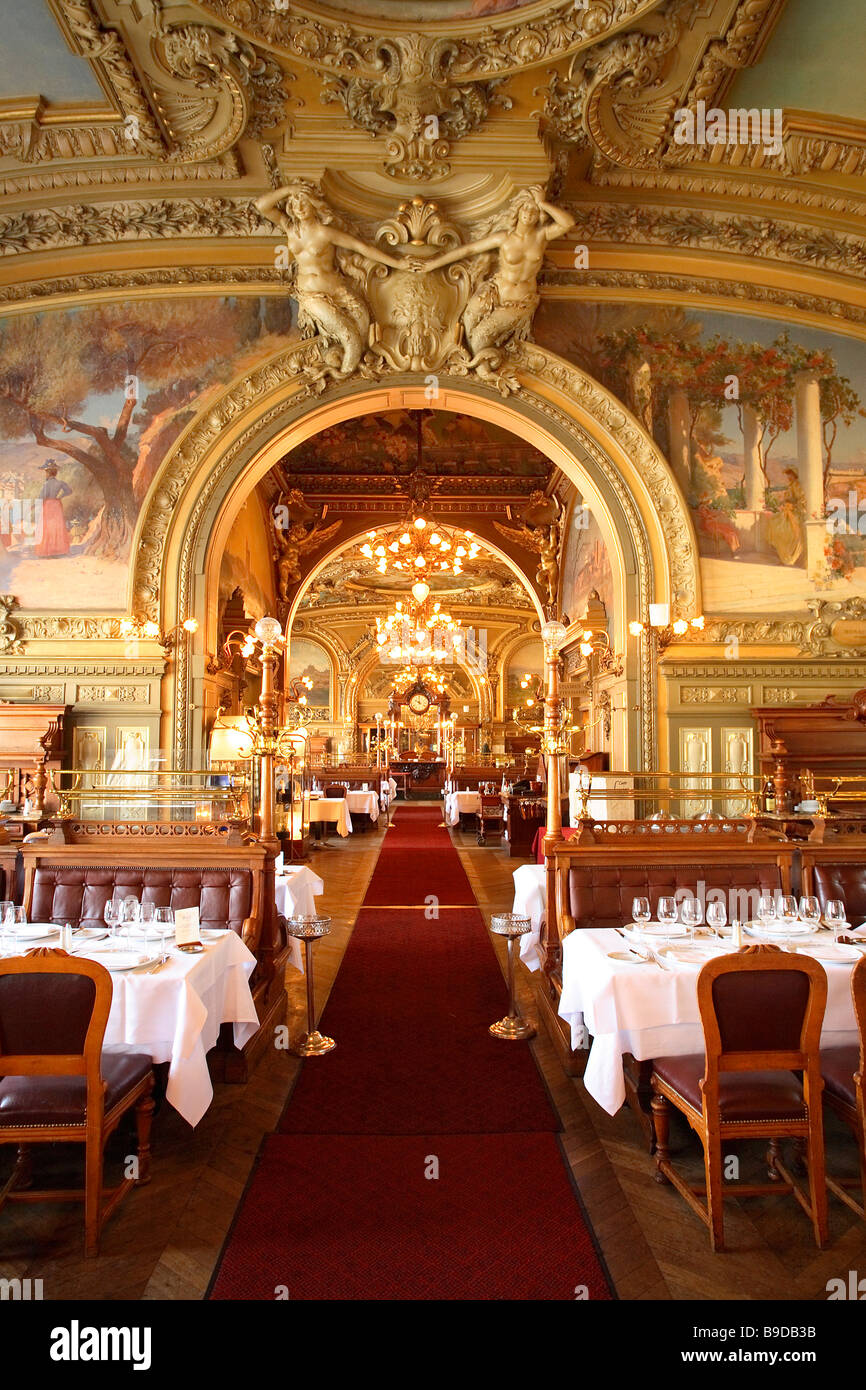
[323,785,348,798]
[0,948,155,1256]
[476,794,504,846]
[822,953,866,1218]
[651,944,828,1251]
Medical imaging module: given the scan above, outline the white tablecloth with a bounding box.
[559,928,860,1116]
[347,790,379,823]
[444,790,480,826]
[93,931,257,1127]
[275,865,325,973]
[512,863,546,972]
[308,797,353,836]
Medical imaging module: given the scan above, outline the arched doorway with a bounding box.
[132,349,700,769]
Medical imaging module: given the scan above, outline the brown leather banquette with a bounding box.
[564,861,788,931]
[29,864,256,941]
[801,845,866,924]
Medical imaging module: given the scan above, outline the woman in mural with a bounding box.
[768,466,807,566]
[33,459,71,558]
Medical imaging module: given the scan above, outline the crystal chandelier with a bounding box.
[359,518,482,576]
[376,579,461,663]
[391,665,449,697]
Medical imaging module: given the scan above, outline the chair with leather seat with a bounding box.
[821,953,866,1218]
[323,785,348,799]
[0,948,155,1257]
[650,943,828,1251]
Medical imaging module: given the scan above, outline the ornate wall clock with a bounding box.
[407,689,431,716]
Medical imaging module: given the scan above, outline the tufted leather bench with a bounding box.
[566,862,786,931]
[801,847,866,924]
[29,863,256,942]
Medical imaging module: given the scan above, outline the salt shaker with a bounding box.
[731,919,744,949]
[60,922,73,951]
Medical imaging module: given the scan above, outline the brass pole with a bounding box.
[543,644,564,856]
[257,640,280,846]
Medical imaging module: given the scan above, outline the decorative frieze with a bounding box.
[75,685,151,704]
[680,686,752,705]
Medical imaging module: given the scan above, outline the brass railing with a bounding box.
[48,768,251,822]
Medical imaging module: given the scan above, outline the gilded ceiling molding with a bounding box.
[319,36,513,181]
[674,599,866,656]
[684,0,782,111]
[542,0,693,162]
[0,197,271,258]
[192,0,665,78]
[563,201,866,278]
[0,266,284,310]
[589,162,866,219]
[540,271,866,334]
[0,155,241,201]
[48,0,166,157]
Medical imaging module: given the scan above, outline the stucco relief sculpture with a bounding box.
[493,492,564,606]
[255,182,573,393]
[272,488,342,603]
[255,182,409,377]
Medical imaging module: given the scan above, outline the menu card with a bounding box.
[174,906,201,947]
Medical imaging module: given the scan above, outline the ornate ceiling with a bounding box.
[0,0,861,334]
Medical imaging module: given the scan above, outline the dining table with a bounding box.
[6,926,260,1128]
[274,864,325,971]
[559,925,863,1116]
[307,796,353,837]
[444,790,481,826]
[511,863,546,971]
[346,789,380,823]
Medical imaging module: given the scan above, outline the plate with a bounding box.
[73,948,156,972]
[126,925,175,941]
[72,928,108,943]
[624,921,689,940]
[607,950,651,964]
[746,921,811,939]
[12,924,59,941]
[657,944,730,967]
[803,942,860,964]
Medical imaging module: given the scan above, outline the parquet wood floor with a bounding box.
[3,806,865,1302]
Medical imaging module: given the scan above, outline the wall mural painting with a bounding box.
[0,296,296,611]
[535,303,866,615]
[559,504,614,627]
[289,638,331,711]
[506,639,544,713]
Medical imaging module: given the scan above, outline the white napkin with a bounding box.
[275,851,284,872]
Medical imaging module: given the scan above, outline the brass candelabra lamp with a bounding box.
[210,615,301,844]
[629,604,704,654]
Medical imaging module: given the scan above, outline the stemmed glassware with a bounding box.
[799,895,822,930]
[104,898,119,944]
[758,891,778,932]
[631,896,651,930]
[657,896,678,934]
[706,901,727,937]
[154,905,173,962]
[825,899,848,941]
[0,901,14,955]
[778,895,800,951]
[680,897,703,940]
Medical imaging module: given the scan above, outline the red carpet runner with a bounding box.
[209,804,612,1300]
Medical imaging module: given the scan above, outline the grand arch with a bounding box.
[130,341,701,771]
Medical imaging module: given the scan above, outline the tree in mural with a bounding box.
[0,299,267,557]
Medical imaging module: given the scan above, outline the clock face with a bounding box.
[408,691,430,715]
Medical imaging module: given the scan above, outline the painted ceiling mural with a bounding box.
[288,637,332,709]
[0,295,296,611]
[535,303,866,616]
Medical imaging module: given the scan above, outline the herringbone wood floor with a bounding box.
[2,806,865,1301]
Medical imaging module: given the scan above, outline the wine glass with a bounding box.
[680,897,703,940]
[138,901,155,937]
[0,900,14,955]
[154,905,173,962]
[657,896,678,934]
[799,895,822,930]
[758,890,778,932]
[631,896,651,931]
[104,898,119,942]
[706,901,727,937]
[778,895,800,952]
[825,899,848,941]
